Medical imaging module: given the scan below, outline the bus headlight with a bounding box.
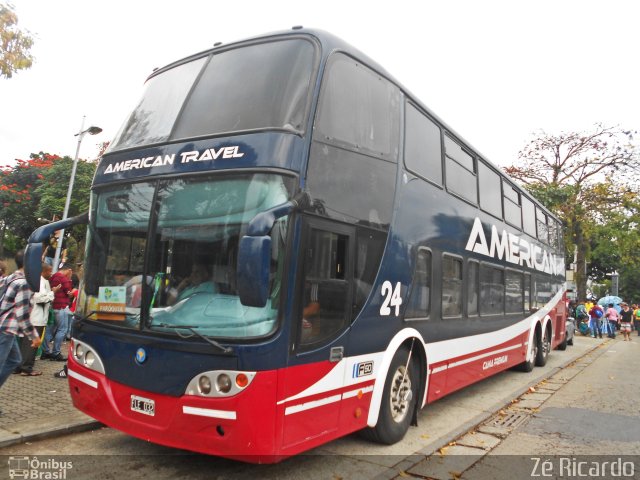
[216,374,232,393]
[71,339,105,375]
[198,375,212,395]
[75,343,85,361]
[84,351,96,368]
[185,370,256,397]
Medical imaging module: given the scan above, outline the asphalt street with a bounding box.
[0,335,611,479]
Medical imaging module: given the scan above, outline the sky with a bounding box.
[1,0,639,168]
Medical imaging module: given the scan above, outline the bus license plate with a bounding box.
[130,395,155,416]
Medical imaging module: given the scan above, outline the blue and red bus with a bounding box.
[24,28,567,463]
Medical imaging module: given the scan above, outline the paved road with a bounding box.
[0,336,599,480]
[404,336,640,479]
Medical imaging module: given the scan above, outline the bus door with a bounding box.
[281,217,354,449]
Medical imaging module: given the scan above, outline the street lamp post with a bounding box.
[52,117,102,272]
[610,271,619,297]
[605,270,620,298]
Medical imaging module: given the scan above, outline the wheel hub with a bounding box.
[390,366,412,423]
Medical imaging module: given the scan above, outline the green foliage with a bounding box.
[0,154,53,244]
[506,124,639,300]
[35,155,96,221]
[0,152,97,255]
[0,3,34,79]
[588,189,640,301]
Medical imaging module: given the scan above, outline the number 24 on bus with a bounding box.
[24,27,568,463]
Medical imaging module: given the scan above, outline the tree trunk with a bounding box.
[574,220,588,300]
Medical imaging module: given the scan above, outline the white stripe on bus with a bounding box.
[428,343,522,373]
[284,394,342,415]
[68,368,98,389]
[183,406,237,420]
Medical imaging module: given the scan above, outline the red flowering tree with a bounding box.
[0,152,97,256]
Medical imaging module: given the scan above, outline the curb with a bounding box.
[0,414,102,449]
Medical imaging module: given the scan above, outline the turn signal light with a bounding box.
[235,373,249,388]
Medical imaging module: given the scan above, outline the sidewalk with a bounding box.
[0,343,100,448]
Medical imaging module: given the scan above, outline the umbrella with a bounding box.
[597,295,622,306]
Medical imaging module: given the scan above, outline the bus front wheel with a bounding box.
[361,347,419,445]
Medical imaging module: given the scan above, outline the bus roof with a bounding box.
[142,27,559,223]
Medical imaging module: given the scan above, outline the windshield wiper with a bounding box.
[72,310,99,324]
[154,323,233,354]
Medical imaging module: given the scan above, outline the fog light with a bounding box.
[198,375,212,395]
[216,374,232,393]
[75,344,84,360]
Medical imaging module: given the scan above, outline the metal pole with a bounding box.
[611,272,619,297]
[52,116,86,272]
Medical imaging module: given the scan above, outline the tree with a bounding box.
[0,3,34,79]
[36,154,97,264]
[0,152,97,258]
[35,155,96,223]
[588,189,640,301]
[505,124,638,300]
[0,153,55,255]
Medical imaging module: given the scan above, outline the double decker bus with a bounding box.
[24,28,567,463]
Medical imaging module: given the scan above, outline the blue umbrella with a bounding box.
[597,295,622,307]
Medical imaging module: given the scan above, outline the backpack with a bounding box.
[593,307,603,318]
[575,304,588,319]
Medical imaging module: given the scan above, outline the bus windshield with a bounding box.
[108,38,317,152]
[78,173,294,339]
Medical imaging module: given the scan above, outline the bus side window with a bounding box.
[300,229,350,346]
[405,248,432,320]
[442,255,463,317]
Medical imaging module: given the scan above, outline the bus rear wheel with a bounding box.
[516,332,538,372]
[361,347,419,445]
[535,328,551,367]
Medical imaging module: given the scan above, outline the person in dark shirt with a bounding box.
[619,302,633,342]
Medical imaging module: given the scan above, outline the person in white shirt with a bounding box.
[16,263,59,376]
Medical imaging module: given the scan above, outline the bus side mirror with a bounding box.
[24,212,89,291]
[237,235,271,308]
[24,243,43,291]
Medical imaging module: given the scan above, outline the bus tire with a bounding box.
[361,347,418,445]
[557,334,567,351]
[535,327,551,367]
[516,331,538,372]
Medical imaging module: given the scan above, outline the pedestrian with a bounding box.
[604,303,619,338]
[42,231,59,267]
[0,250,42,409]
[585,298,594,313]
[15,263,58,375]
[40,263,73,361]
[575,300,589,334]
[619,302,633,342]
[633,304,640,337]
[65,273,79,340]
[588,303,604,338]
